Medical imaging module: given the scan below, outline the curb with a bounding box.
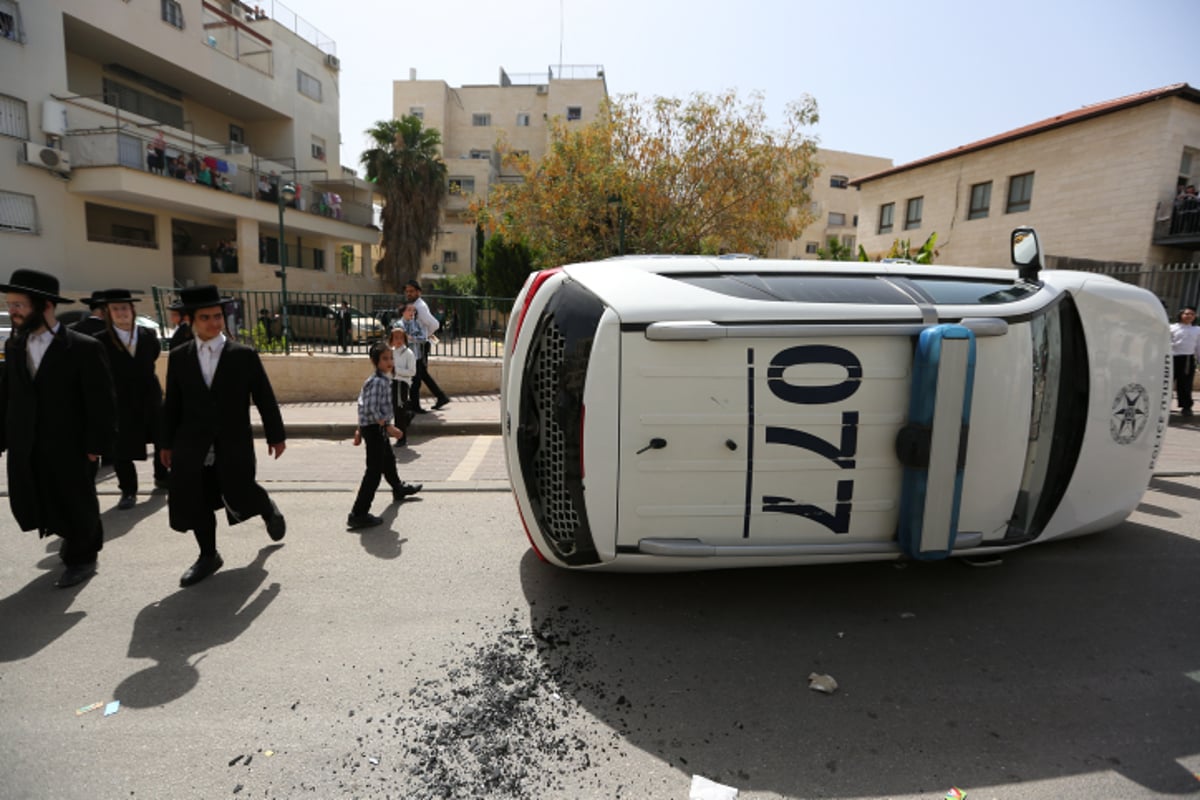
[257,420,501,439]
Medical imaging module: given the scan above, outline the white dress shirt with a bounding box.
[197,332,227,387]
[114,325,139,355]
[26,324,59,377]
[412,296,440,336]
[1170,323,1200,358]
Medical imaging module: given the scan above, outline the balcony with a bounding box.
[1153,198,1200,248]
[58,115,376,239]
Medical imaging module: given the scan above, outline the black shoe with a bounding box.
[264,502,286,541]
[432,397,451,410]
[117,493,137,510]
[347,512,384,530]
[153,478,171,491]
[180,553,223,587]
[1183,408,1194,417]
[413,407,429,414]
[393,439,407,448]
[56,562,97,588]
[393,482,423,503]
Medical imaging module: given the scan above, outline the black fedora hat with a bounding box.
[175,284,232,311]
[92,288,142,305]
[80,291,105,309]
[1,269,74,305]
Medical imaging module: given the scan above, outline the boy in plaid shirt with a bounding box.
[348,342,422,529]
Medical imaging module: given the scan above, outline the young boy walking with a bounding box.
[348,342,422,530]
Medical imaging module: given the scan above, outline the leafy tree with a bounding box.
[879,232,939,264]
[479,232,535,298]
[816,236,856,261]
[475,90,821,267]
[360,116,447,288]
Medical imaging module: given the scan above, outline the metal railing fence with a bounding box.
[1061,261,1200,312]
[151,287,514,357]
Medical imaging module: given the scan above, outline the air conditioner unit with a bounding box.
[23,141,71,175]
[325,53,341,70]
[225,141,249,155]
[431,263,443,272]
[535,84,548,95]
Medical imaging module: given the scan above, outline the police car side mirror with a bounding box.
[1011,227,1042,282]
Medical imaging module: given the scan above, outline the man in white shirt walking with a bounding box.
[1170,306,1200,417]
[403,280,451,412]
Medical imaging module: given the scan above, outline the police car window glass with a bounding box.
[673,274,913,304]
[908,278,1039,304]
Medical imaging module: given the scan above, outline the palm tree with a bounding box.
[360,116,447,288]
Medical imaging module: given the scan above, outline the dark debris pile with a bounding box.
[325,610,626,799]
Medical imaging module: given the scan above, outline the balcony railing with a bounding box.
[62,125,376,228]
[201,1,274,76]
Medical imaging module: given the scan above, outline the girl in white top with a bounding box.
[387,326,417,445]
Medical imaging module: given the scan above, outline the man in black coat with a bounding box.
[90,288,167,506]
[71,293,107,336]
[168,299,193,351]
[0,269,116,588]
[160,285,287,587]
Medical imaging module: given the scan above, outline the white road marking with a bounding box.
[448,436,497,482]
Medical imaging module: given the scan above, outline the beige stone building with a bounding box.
[391,66,608,280]
[770,148,893,260]
[0,0,381,303]
[850,84,1200,268]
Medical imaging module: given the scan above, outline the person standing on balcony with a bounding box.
[1170,306,1200,417]
[91,289,168,507]
[160,285,287,587]
[0,269,115,588]
[403,280,450,412]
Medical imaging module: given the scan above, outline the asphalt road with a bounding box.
[0,440,1198,799]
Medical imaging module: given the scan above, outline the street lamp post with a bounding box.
[276,180,297,353]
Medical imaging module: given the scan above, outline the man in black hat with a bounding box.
[402,280,451,412]
[72,293,108,336]
[167,298,193,351]
[0,269,116,588]
[160,285,287,587]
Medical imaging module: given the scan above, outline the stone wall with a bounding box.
[154,354,501,402]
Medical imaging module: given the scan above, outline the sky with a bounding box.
[273,0,1200,172]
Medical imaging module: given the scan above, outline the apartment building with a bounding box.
[851,84,1200,268]
[391,66,608,280]
[770,148,893,260]
[0,0,381,303]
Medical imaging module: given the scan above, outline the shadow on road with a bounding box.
[519,524,1200,796]
[0,570,87,662]
[113,544,284,708]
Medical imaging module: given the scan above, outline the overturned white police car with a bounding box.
[501,229,1170,571]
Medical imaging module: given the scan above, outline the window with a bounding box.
[448,177,475,195]
[841,234,856,251]
[229,124,245,144]
[313,247,325,271]
[566,106,582,121]
[1006,172,1034,213]
[904,196,923,230]
[804,241,819,254]
[297,70,322,102]
[968,181,992,220]
[878,202,894,234]
[85,203,157,248]
[1,0,23,42]
[102,77,184,128]
[829,211,846,226]
[472,113,491,127]
[409,106,424,120]
[0,190,37,233]
[829,175,849,189]
[516,112,531,127]
[0,93,28,139]
[443,250,458,264]
[311,135,326,161]
[161,0,184,28]
[469,149,491,160]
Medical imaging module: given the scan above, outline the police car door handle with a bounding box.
[636,437,667,454]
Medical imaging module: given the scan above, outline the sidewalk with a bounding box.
[262,392,1200,477]
[256,392,501,440]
